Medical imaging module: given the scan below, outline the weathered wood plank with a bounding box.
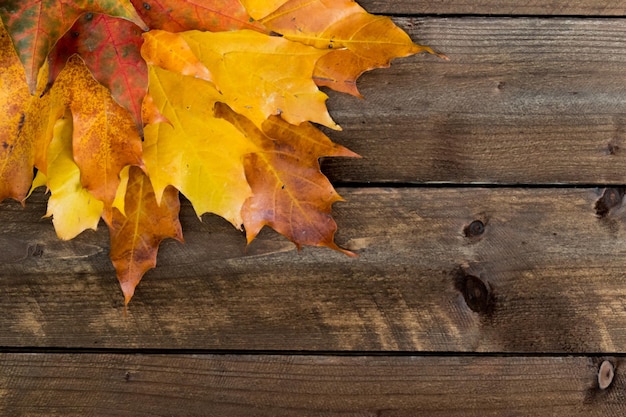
[323,17,626,184]
[2,188,626,352]
[0,353,622,416]
[360,0,626,16]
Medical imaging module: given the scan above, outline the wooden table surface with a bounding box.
[2,1,626,415]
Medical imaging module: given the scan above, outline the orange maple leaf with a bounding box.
[0,21,33,203]
[215,103,358,255]
[259,0,446,96]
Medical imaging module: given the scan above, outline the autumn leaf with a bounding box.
[260,0,418,55]
[180,29,339,129]
[0,19,66,204]
[48,13,148,130]
[215,103,357,254]
[141,29,352,249]
[36,115,104,240]
[0,0,147,93]
[130,0,267,33]
[141,30,212,82]
[0,21,33,203]
[238,0,288,20]
[108,165,183,304]
[58,56,144,211]
[258,0,445,96]
[143,65,254,227]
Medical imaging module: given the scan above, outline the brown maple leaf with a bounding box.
[108,166,183,304]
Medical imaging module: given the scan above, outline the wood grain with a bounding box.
[1,353,623,416]
[3,188,626,352]
[323,17,626,184]
[360,0,626,16]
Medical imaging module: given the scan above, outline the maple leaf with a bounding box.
[47,13,148,130]
[179,29,339,129]
[143,65,254,227]
[130,0,267,33]
[108,166,183,304]
[257,0,446,96]
[56,56,144,213]
[34,115,104,240]
[215,103,358,254]
[0,21,32,203]
[141,29,353,253]
[141,30,212,81]
[0,0,147,93]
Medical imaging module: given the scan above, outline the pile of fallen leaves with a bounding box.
[0,0,439,304]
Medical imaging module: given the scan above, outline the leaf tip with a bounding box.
[334,146,360,159]
[120,280,137,306]
[332,243,358,258]
[342,248,359,258]
[418,44,448,61]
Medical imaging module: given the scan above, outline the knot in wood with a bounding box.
[464,276,489,313]
[453,269,493,315]
[595,188,625,217]
[598,360,614,390]
[465,220,485,237]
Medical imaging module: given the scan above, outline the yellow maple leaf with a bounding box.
[179,30,339,129]
[143,65,254,227]
[38,116,104,240]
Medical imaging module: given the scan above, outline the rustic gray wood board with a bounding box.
[360,0,626,16]
[2,188,626,352]
[323,17,626,184]
[1,353,623,417]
